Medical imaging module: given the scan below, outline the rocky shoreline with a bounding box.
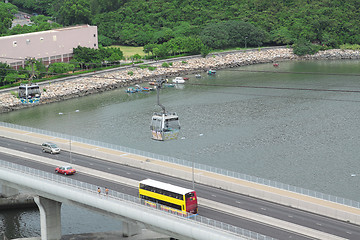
[1,47,360,113]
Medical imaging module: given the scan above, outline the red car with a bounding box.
[55,166,76,175]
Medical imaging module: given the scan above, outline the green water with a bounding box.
[2,59,360,201]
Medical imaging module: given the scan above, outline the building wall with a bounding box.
[0,25,98,69]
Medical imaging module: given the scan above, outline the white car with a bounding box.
[41,142,61,154]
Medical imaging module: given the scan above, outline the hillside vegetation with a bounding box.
[5,0,360,49]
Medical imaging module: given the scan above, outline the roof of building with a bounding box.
[0,25,94,40]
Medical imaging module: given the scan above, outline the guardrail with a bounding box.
[0,159,273,240]
[1,121,359,210]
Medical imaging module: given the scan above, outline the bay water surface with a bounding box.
[1,59,360,238]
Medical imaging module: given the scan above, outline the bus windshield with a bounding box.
[185,191,197,213]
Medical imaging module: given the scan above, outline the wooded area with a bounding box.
[3,0,360,49]
[1,0,360,87]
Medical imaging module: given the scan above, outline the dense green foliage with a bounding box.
[5,0,360,50]
[0,2,17,35]
[1,0,359,88]
[292,38,321,56]
[72,46,123,68]
[48,62,75,74]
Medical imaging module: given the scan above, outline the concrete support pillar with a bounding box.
[122,222,141,237]
[2,185,19,197]
[34,196,62,240]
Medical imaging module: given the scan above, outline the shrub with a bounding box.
[340,44,360,51]
[148,66,157,71]
[162,62,169,68]
[128,71,134,76]
[292,39,321,56]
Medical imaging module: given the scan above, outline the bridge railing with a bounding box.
[0,159,274,240]
[2,121,360,210]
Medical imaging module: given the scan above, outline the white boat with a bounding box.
[172,77,185,84]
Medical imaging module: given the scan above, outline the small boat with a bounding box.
[135,84,154,92]
[183,77,189,80]
[126,87,138,93]
[149,81,156,85]
[172,77,185,84]
[140,87,153,92]
[208,69,216,75]
[195,74,201,78]
[273,63,279,67]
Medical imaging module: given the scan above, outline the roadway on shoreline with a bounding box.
[0,133,358,239]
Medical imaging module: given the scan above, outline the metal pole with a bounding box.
[156,79,166,114]
[192,161,195,190]
[69,113,72,164]
[59,110,79,165]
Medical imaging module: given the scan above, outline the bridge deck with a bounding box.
[1,125,360,226]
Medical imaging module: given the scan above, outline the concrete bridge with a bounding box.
[0,159,246,240]
[1,122,360,240]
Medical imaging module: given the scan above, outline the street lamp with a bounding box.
[192,161,195,190]
[59,110,79,164]
[245,36,248,49]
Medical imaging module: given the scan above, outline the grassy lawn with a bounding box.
[109,45,145,59]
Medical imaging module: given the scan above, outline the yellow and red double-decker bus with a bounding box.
[139,179,198,214]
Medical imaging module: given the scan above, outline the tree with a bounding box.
[73,46,123,68]
[48,62,75,74]
[143,43,158,56]
[292,39,320,56]
[152,27,174,44]
[200,20,268,49]
[200,22,229,49]
[0,2,17,34]
[182,37,204,54]
[0,62,11,86]
[4,73,25,85]
[271,27,295,45]
[57,0,91,26]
